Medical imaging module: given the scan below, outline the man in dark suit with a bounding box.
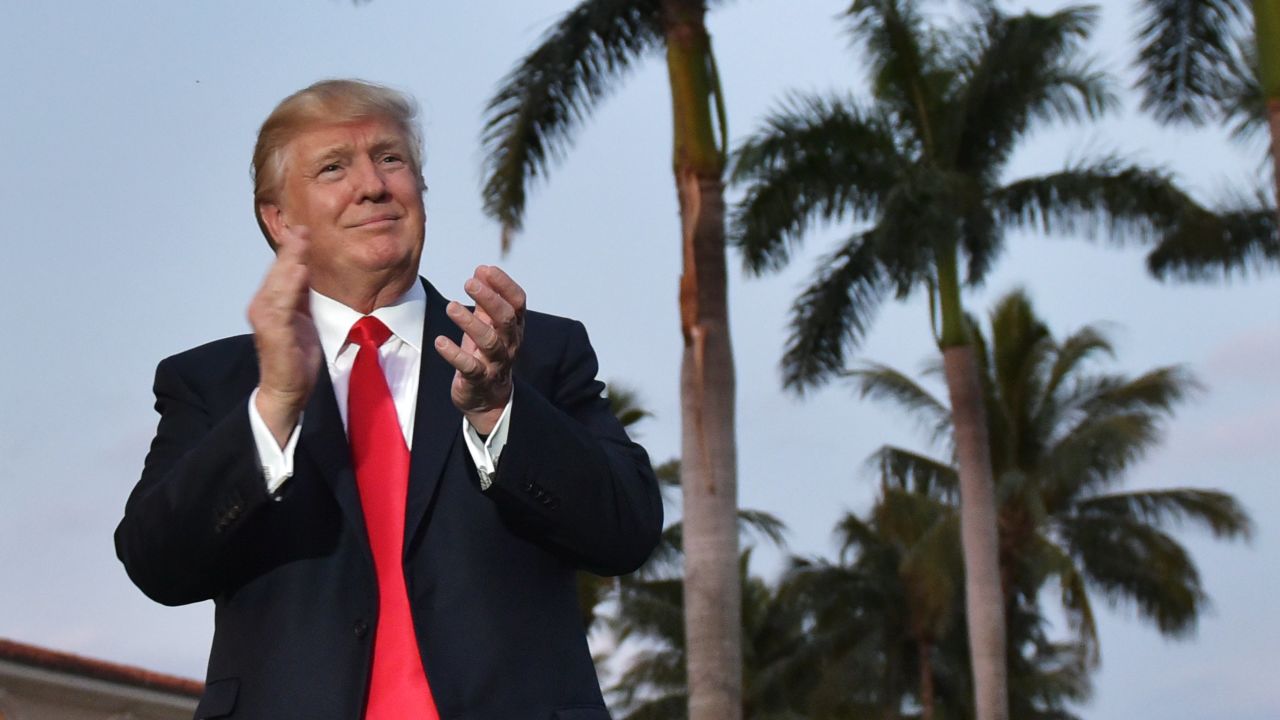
[115,79,662,720]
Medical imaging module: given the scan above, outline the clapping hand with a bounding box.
[247,227,322,446]
[434,265,526,435]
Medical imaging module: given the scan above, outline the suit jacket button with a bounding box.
[354,620,370,639]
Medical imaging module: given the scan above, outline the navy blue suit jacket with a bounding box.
[115,279,662,720]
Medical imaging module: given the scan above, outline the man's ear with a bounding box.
[258,202,284,252]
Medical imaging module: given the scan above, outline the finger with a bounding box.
[463,276,516,328]
[446,301,503,357]
[275,225,311,265]
[263,250,310,307]
[475,265,526,314]
[433,335,487,381]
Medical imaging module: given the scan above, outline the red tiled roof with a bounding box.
[0,638,202,698]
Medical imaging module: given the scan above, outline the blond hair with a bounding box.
[251,79,424,247]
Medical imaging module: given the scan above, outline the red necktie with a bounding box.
[346,316,439,720]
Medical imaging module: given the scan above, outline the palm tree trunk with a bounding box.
[936,251,1008,720]
[943,346,1007,720]
[662,2,742,719]
[918,638,936,720]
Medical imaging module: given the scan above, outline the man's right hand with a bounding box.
[248,228,321,447]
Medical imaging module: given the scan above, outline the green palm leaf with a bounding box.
[480,0,665,248]
[1059,514,1204,635]
[781,234,888,391]
[1133,0,1252,125]
[991,157,1188,241]
[730,94,900,273]
[846,363,952,444]
[953,4,1115,175]
[845,0,938,154]
[1146,192,1280,279]
[1077,489,1252,541]
[870,445,960,499]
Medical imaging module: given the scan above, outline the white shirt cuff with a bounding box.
[462,395,513,491]
[248,387,302,495]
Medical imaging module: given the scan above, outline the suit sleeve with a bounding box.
[114,355,271,606]
[481,320,663,576]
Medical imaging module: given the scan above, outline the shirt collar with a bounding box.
[310,278,427,365]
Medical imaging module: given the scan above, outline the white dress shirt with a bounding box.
[248,281,512,494]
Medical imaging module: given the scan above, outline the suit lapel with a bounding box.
[298,367,372,565]
[404,279,463,552]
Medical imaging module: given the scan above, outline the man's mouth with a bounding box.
[351,214,400,228]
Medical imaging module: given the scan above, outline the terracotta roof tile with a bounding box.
[0,638,202,698]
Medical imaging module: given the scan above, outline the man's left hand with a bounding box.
[435,265,526,435]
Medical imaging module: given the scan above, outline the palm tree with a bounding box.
[607,551,812,720]
[848,289,1252,712]
[1131,0,1280,276]
[599,480,793,719]
[729,3,1259,716]
[480,4,740,715]
[779,449,1094,720]
[785,476,964,720]
[585,385,792,717]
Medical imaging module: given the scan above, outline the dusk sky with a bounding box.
[1,1,1276,718]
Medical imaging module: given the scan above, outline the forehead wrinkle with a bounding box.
[301,131,406,164]
[369,136,408,154]
[281,120,413,183]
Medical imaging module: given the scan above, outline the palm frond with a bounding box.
[1033,538,1100,665]
[832,513,883,563]
[606,380,653,430]
[1078,366,1200,418]
[845,362,952,443]
[612,576,685,643]
[896,510,962,638]
[655,459,681,488]
[633,507,787,580]
[781,233,889,392]
[987,290,1053,461]
[1146,191,1280,280]
[1039,363,1194,504]
[1077,489,1253,541]
[952,4,1114,176]
[1060,513,1205,635]
[610,644,688,716]
[845,0,938,152]
[1132,0,1251,125]
[1217,43,1267,141]
[992,157,1189,242]
[729,94,900,273]
[480,0,664,246]
[870,446,959,499]
[1043,412,1164,499]
[1038,325,1114,417]
[737,509,790,549]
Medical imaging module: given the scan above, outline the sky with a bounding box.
[0,0,1276,718]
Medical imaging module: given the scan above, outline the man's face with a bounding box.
[264,117,425,296]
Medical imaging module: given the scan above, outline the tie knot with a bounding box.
[347,316,393,349]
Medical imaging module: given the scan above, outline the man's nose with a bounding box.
[352,157,390,200]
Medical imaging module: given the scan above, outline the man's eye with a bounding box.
[321,163,342,173]
[380,154,404,165]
